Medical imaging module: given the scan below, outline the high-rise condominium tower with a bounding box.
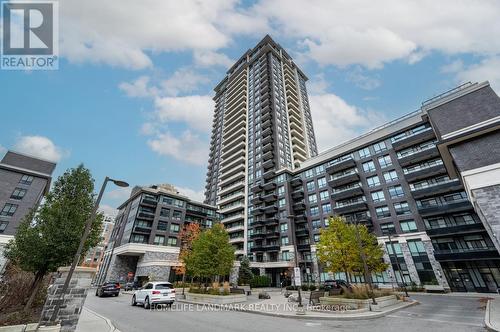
[205,35,318,258]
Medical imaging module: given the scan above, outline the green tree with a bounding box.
[317,216,357,283]
[4,165,103,310]
[351,223,388,275]
[185,224,234,285]
[238,256,253,285]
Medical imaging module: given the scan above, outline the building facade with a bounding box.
[96,184,219,285]
[204,35,318,261]
[82,214,115,268]
[0,151,56,273]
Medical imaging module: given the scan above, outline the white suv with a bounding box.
[131,281,175,308]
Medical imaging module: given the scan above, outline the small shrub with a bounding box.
[309,285,317,291]
[301,285,309,291]
[258,291,270,299]
[286,285,297,291]
[250,275,271,288]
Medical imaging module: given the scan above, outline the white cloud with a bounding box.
[105,186,132,200]
[194,50,233,68]
[440,59,464,74]
[14,136,66,162]
[176,186,205,202]
[119,76,158,98]
[455,57,500,93]
[255,0,500,68]
[99,204,118,218]
[309,94,386,151]
[147,130,208,165]
[0,144,6,155]
[161,68,210,96]
[153,95,214,133]
[59,0,260,69]
[307,74,329,94]
[346,66,381,90]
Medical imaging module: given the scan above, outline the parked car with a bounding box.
[323,279,351,291]
[96,281,121,297]
[124,281,140,291]
[131,281,175,309]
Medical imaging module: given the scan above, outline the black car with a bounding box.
[96,281,121,297]
[323,279,351,290]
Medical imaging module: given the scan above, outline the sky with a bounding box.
[1,0,500,216]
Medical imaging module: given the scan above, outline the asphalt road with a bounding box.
[83,292,487,332]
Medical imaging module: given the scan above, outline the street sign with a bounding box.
[294,267,301,287]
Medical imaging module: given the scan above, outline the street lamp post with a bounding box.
[386,232,409,297]
[287,214,305,315]
[49,176,129,324]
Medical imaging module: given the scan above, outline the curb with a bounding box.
[175,299,419,321]
[485,299,500,332]
[83,307,121,332]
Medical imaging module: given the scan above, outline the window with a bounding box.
[157,221,168,231]
[383,170,399,182]
[310,206,319,216]
[315,165,325,175]
[371,190,386,203]
[305,169,314,178]
[10,188,27,200]
[322,203,332,214]
[19,174,34,185]
[280,223,288,232]
[160,208,170,217]
[358,147,371,158]
[153,235,165,245]
[172,210,182,220]
[306,180,315,192]
[282,251,291,261]
[167,237,178,246]
[362,161,376,172]
[170,223,180,233]
[281,236,289,246]
[278,186,285,196]
[308,194,317,204]
[279,198,286,207]
[388,185,404,198]
[400,220,417,233]
[0,203,17,217]
[319,190,329,201]
[312,220,321,229]
[407,240,426,256]
[378,155,392,168]
[380,223,395,235]
[313,234,320,243]
[375,206,391,218]
[366,175,381,187]
[0,221,8,233]
[317,177,327,188]
[373,141,387,153]
[394,202,411,215]
[131,234,147,243]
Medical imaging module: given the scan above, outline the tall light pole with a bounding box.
[386,231,409,297]
[287,214,305,315]
[49,176,129,323]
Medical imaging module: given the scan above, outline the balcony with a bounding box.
[291,190,304,199]
[141,197,158,207]
[392,127,435,151]
[290,177,303,187]
[328,170,360,188]
[297,243,311,251]
[265,230,280,238]
[262,159,275,170]
[262,143,274,154]
[251,196,263,205]
[398,146,440,166]
[333,198,368,214]
[433,247,499,262]
[263,204,278,215]
[294,213,308,224]
[137,211,155,220]
[250,232,266,240]
[252,207,265,216]
[262,244,281,252]
[326,157,356,174]
[403,163,447,182]
[410,179,463,199]
[263,170,275,180]
[293,202,306,211]
[331,184,364,200]
[263,193,277,202]
[417,199,473,217]
[295,227,309,237]
[426,223,485,237]
[251,184,264,193]
[262,127,273,137]
[263,182,277,190]
[133,225,152,234]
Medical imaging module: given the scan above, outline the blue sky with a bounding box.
[1,0,499,215]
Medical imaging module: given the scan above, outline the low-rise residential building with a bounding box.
[95,184,220,285]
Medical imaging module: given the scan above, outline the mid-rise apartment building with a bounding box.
[204,35,318,260]
[96,184,220,285]
[82,214,115,268]
[0,150,56,273]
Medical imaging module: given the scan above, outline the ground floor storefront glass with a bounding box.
[441,260,500,292]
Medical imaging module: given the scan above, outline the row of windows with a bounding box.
[375,201,411,218]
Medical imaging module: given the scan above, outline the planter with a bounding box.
[424,284,446,293]
[319,295,399,311]
[0,324,60,332]
[185,292,247,304]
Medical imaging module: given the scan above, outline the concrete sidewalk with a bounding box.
[75,307,120,332]
[485,298,500,331]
